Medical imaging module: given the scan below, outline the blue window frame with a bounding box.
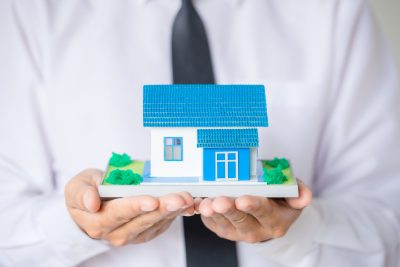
[164,137,183,161]
[215,151,238,180]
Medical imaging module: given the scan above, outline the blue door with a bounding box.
[215,152,238,180]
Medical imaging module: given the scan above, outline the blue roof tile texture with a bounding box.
[143,84,268,127]
[197,128,259,148]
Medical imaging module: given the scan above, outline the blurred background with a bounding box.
[368,0,400,73]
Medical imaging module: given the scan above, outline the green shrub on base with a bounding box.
[105,169,142,185]
[109,152,132,167]
[264,157,290,169]
[264,166,288,184]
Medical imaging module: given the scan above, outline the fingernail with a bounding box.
[182,210,195,216]
[166,205,180,212]
[83,191,92,211]
[141,203,156,212]
[180,204,191,210]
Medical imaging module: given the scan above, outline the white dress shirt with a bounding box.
[1,0,399,266]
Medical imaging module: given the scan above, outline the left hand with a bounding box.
[195,179,312,243]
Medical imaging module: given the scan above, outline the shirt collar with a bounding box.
[135,0,243,8]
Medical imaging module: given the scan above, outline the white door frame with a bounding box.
[215,151,238,181]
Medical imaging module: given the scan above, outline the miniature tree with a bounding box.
[264,165,288,184]
[105,169,142,185]
[264,157,290,169]
[109,152,132,167]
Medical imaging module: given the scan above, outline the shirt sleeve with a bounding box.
[254,1,400,266]
[0,1,109,266]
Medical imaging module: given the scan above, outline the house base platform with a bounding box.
[99,161,299,198]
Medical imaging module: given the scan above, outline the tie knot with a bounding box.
[181,0,195,10]
[172,0,215,84]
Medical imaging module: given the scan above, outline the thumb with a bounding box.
[65,169,102,213]
[286,178,312,210]
[82,185,101,213]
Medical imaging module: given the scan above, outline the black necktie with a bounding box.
[171,1,239,266]
[172,0,215,84]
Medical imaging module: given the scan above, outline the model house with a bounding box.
[143,84,268,181]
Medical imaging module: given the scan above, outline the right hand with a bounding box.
[65,169,194,246]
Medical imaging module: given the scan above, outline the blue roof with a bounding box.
[197,129,259,148]
[143,84,268,127]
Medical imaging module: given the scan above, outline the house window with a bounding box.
[164,137,183,161]
[215,151,238,180]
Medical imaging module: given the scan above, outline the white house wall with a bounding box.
[151,128,203,177]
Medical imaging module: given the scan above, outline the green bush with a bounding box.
[105,169,142,185]
[109,152,132,167]
[264,157,290,169]
[264,165,288,184]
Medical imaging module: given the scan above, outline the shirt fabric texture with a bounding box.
[0,0,399,266]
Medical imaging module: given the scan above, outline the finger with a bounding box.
[198,198,216,217]
[131,218,174,244]
[158,193,192,212]
[286,179,312,210]
[65,169,103,212]
[107,206,184,246]
[212,197,259,232]
[211,197,236,214]
[236,195,273,224]
[193,198,203,215]
[153,219,174,236]
[175,191,195,215]
[200,215,236,242]
[198,198,231,228]
[74,195,159,234]
[200,215,218,232]
[105,195,159,224]
[107,193,189,243]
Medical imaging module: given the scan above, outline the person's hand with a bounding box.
[65,169,194,246]
[195,179,312,243]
